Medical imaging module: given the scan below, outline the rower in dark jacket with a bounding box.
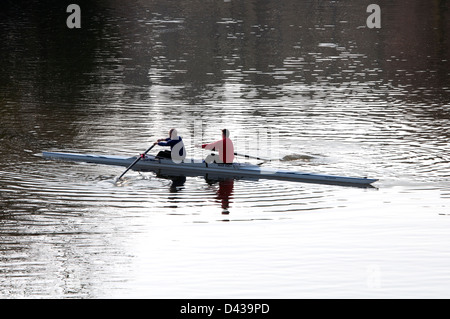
[154,128,186,163]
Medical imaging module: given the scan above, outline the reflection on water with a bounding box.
[206,178,234,215]
[1,0,450,298]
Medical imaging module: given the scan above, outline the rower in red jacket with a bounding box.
[201,129,234,164]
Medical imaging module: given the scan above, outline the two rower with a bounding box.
[152,128,234,164]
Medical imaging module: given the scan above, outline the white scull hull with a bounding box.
[42,151,378,187]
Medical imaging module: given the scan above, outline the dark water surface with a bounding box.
[1,0,449,298]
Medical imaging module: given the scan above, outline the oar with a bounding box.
[195,145,271,162]
[234,152,270,162]
[116,143,156,181]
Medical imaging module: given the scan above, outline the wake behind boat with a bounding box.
[42,151,378,187]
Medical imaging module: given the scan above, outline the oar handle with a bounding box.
[142,143,157,156]
[117,143,156,180]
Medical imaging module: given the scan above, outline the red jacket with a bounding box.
[202,137,234,163]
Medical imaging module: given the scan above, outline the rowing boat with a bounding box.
[42,151,378,187]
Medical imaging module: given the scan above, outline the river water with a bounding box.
[1,0,449,298]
